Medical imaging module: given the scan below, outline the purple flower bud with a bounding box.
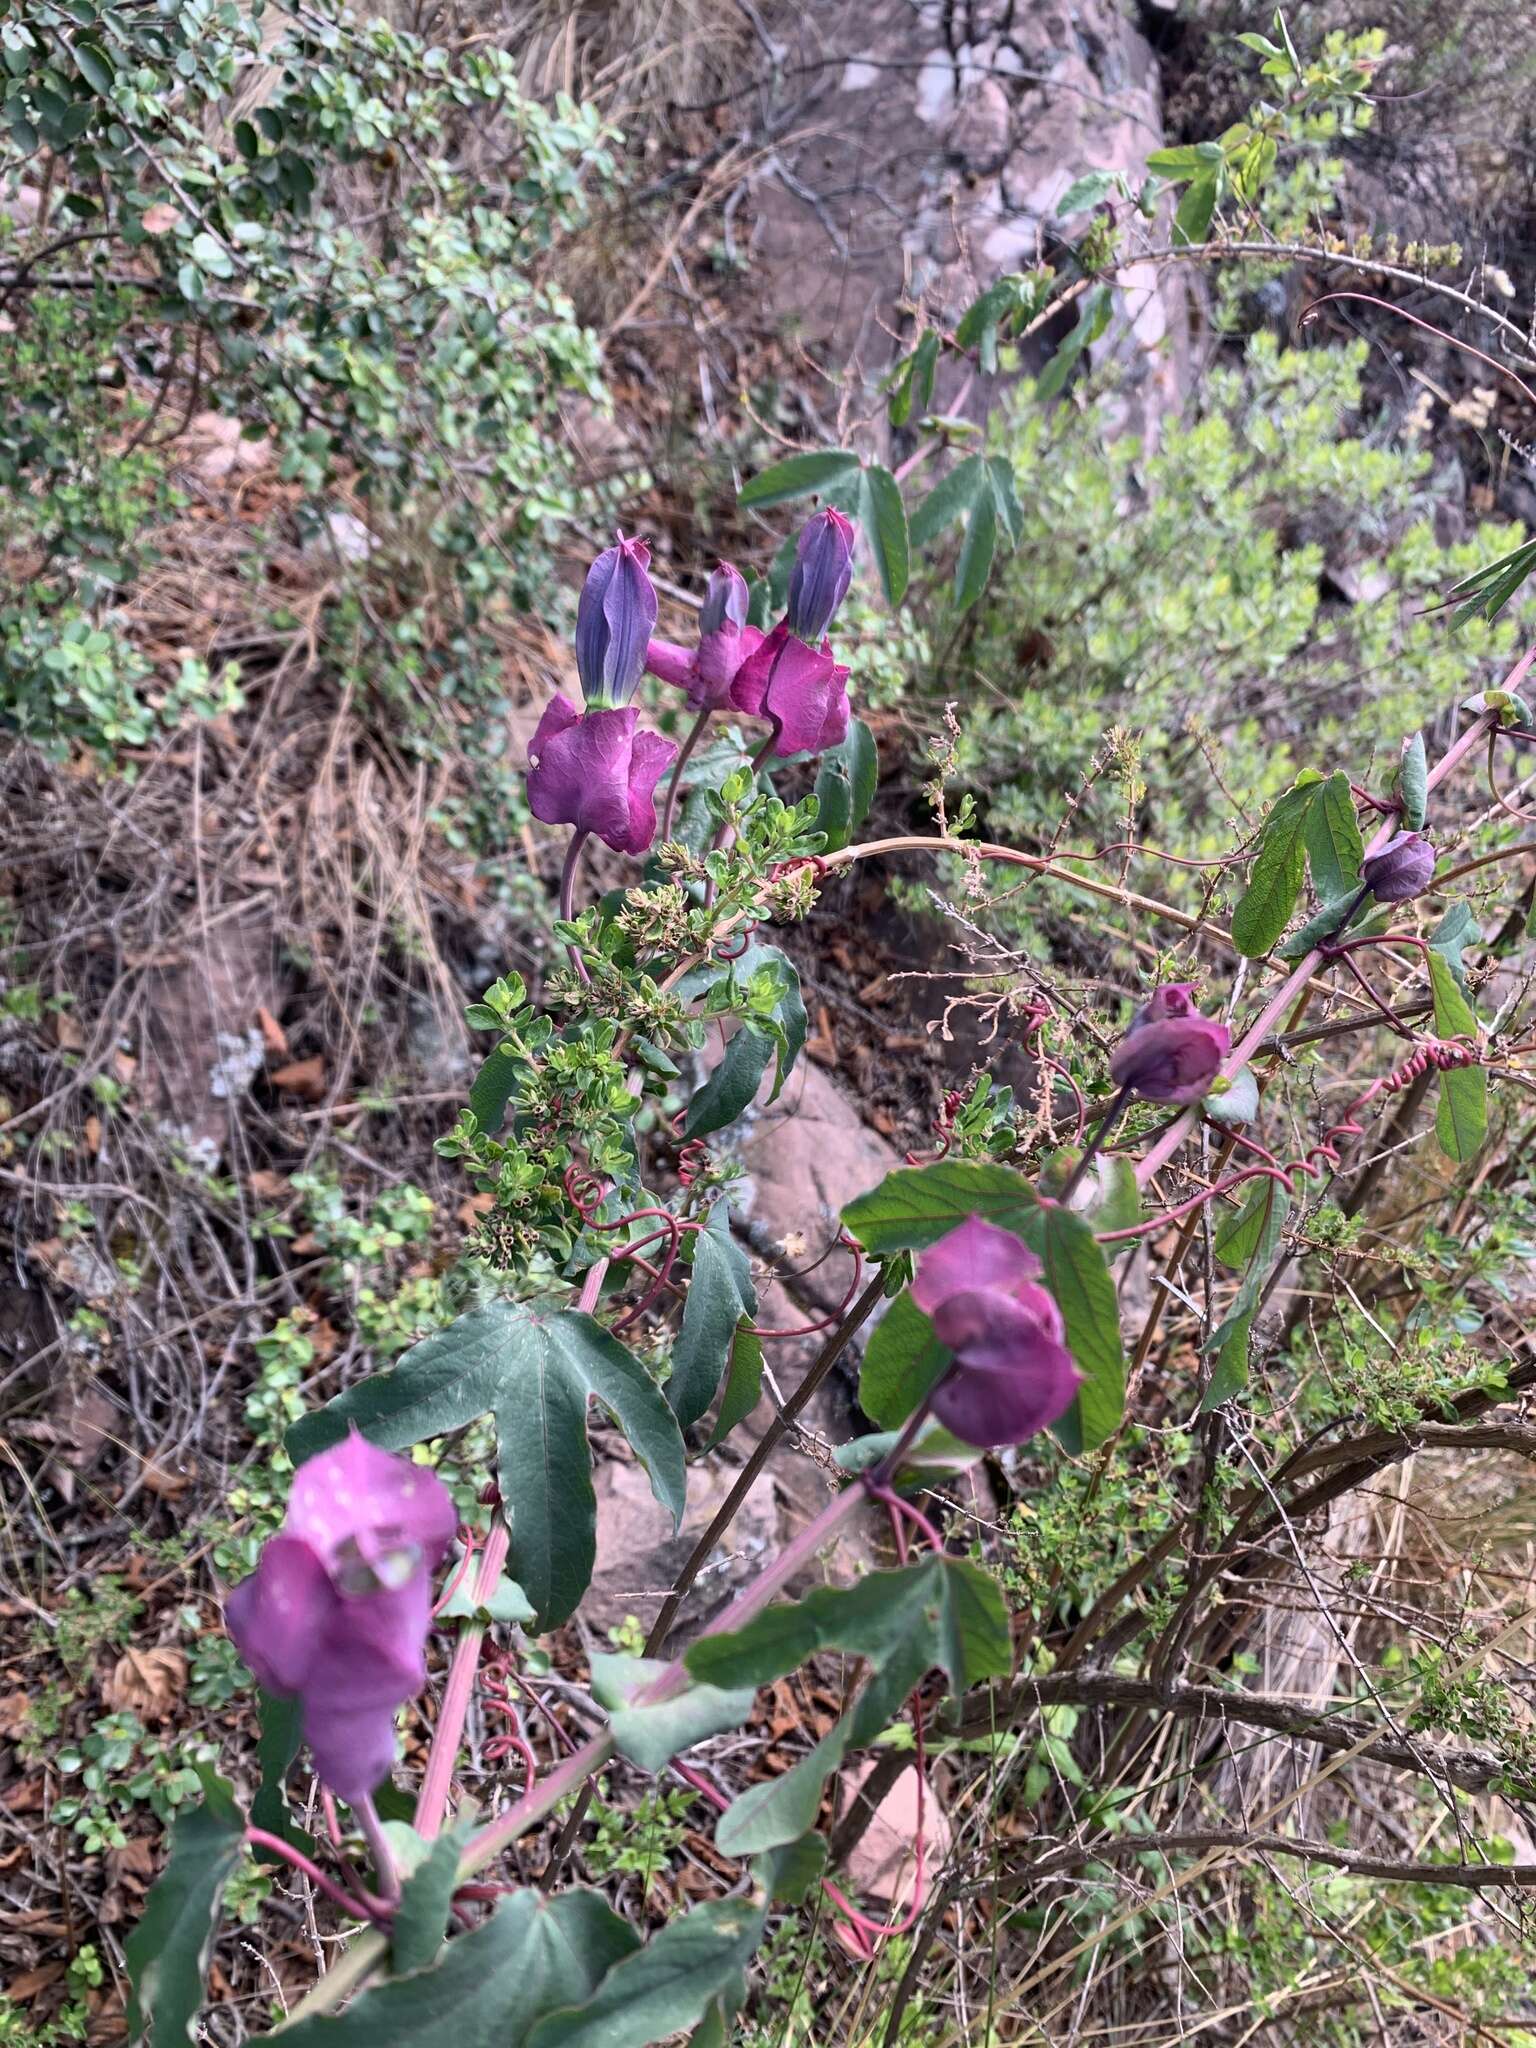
[575,531,658,707]
[1361,830,1435,904]
[225,1431,456,1803]
[526,693,678,855]
[730,621,850,756]
[1108,990,1230,1106]
[699,560,749,638]
[908,1214,1081,1448]
[692,560,756,705]
[785,507,855,644]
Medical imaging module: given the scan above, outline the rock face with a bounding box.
[750,0,1184,440]
[585,1455,783,1642]
[734,1060,901,1316]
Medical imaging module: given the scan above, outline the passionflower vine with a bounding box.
[909,1214,1081,1448]
[575,531,658,708]
[1361,830,1436,904]
[1108,983,1230,1106]
[526,693,677,856]
[225,1431,456,1804]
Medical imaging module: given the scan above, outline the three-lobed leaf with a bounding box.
[687,1558,1009,1855]
[287,1303,685,1630]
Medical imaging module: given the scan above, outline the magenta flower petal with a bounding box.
[223,1437,457,1804]
[303,1577,433,1713]
[645,637,695,689]
[927,1290,1081,1448]
[302,1702,403,1808]
[1109,1012,1230,1105]
[910,1213,1043,1317]
[731,623,850,756]
[526,696,679,856]
[226,1534,335,1697]
[287,1429,456,1583]
[625,728,679,852]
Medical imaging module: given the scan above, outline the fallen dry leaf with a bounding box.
[140,202,180,235]
[83,1114,102,1156]
[458,1192,496,1227]
[52,1010,85,1051]
[248,1168,289,1199]
[140,1459,191,1498]
[105,1646,187,1723]
[270,1055,325,1102]
[0,1689,30,1737]
[257,1005,289,1057]
[7,1963,64,2003]
[110,1050,137,1086]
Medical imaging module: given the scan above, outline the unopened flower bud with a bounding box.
[694,560,755,701]
[785,507,855,643]
[1109,989,1230,1105]
[1361,830,1435,904]
[575,532,658,707]
[699,560,749,638]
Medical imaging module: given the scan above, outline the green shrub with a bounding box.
[0,1,617,758]
[926,333,1523,946]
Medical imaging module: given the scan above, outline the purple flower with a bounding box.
[526,694,678,856]
[1109,985,1230,1105]
[225,1431,456,1803]
[696,561,754,701]
[644,562,761,712]
[575,532,658,707]
[909,1215,1081,1448]
[1361,830,1436,903]
[785,508,856,644]
[730,621,850,756]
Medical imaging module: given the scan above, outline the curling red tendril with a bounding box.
[769,854,829,884]
[1100,1038,1484,1244]
[676,1136,711,1188]
[906,1087,964,1167]
[480,1653,538,1799]
[754,1233,865,1339]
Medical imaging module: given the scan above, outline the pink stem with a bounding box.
[414,1514,512,1839]
[559,828,592,985]
[245,1829,385,1923]
[459,1472,871,1880]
